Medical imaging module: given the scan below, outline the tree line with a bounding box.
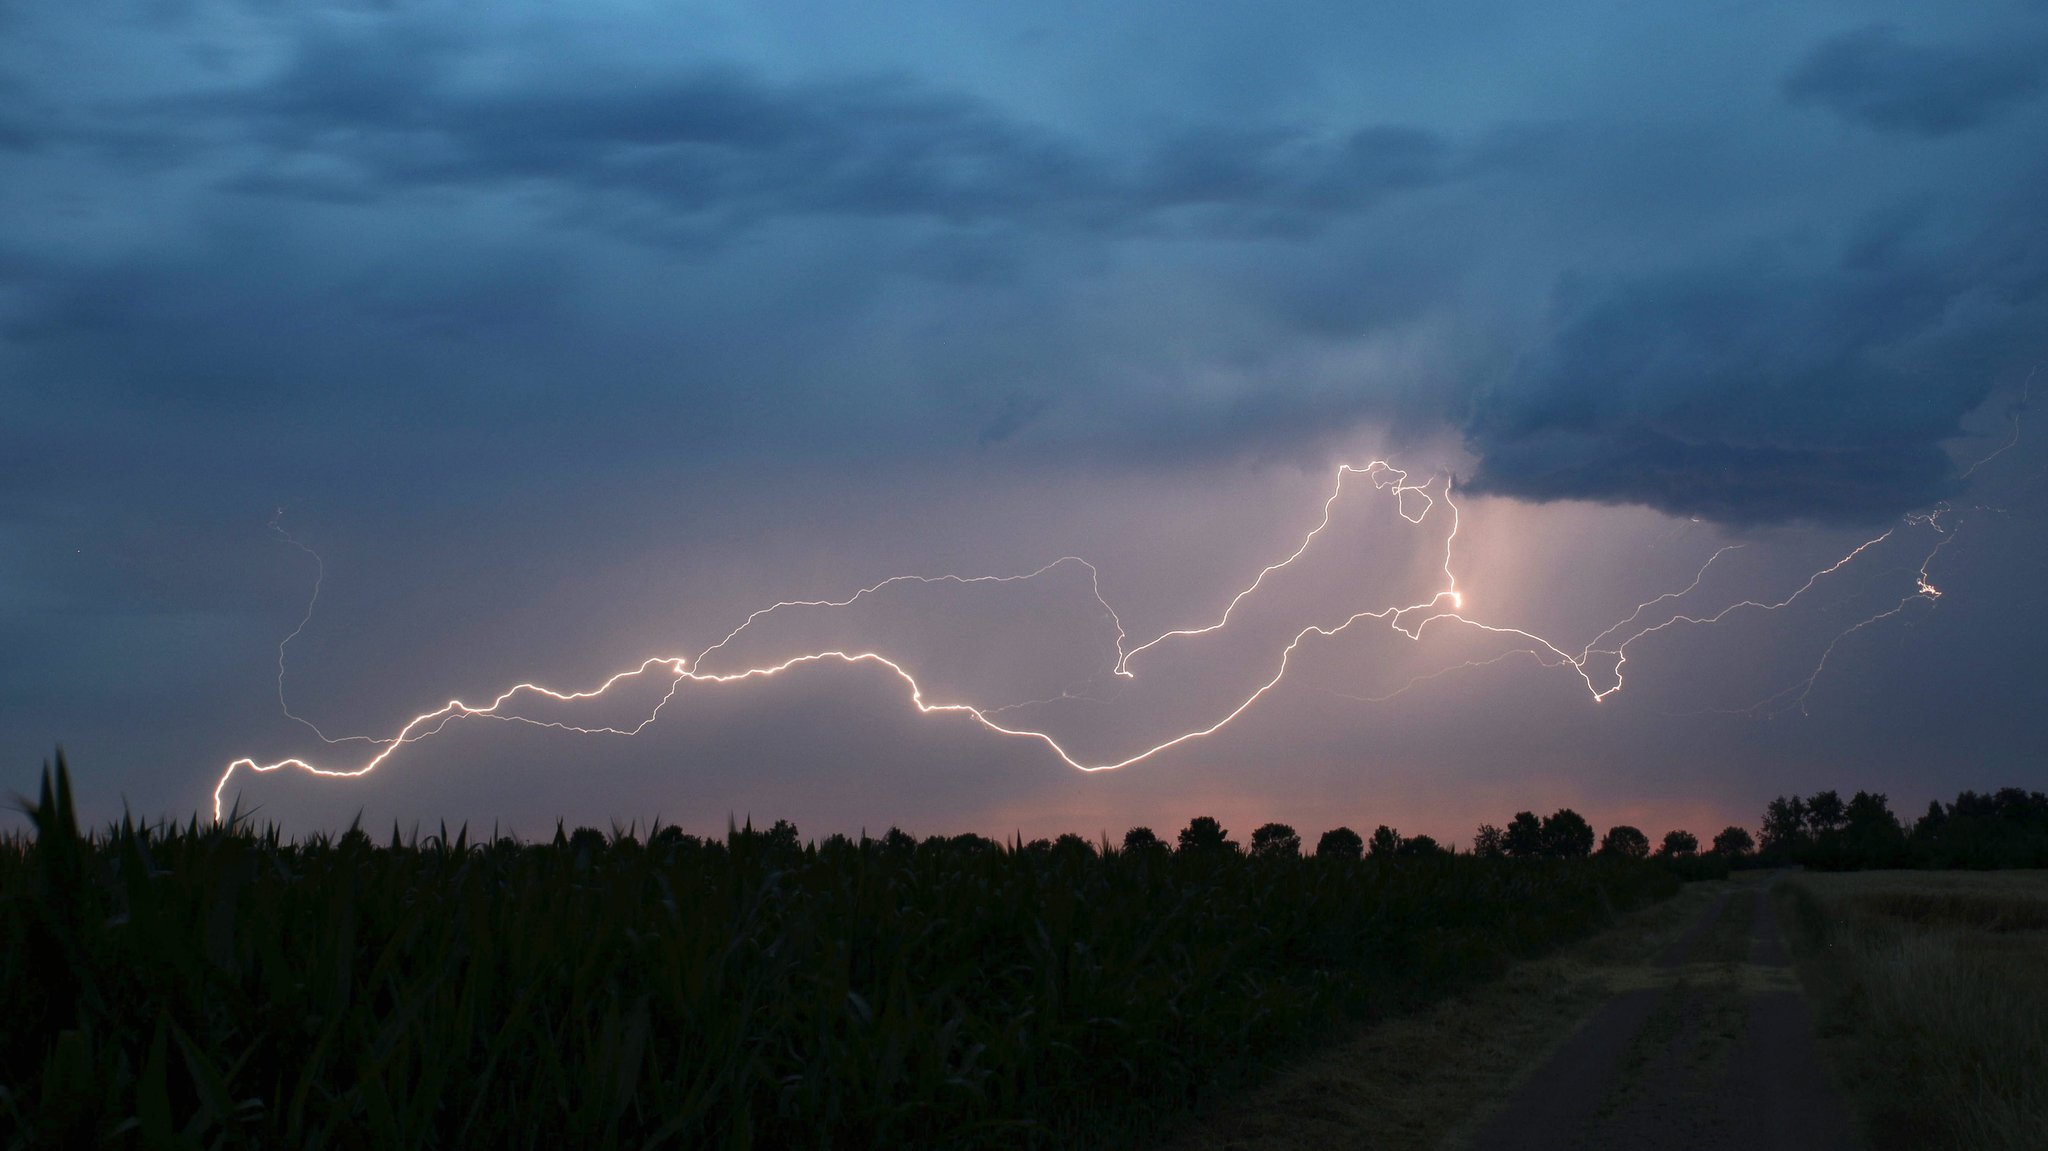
[968,784,2048,875]
[1757,786,2048,870]
[199,785,2048,877]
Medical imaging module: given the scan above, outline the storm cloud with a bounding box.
[4,4,2038,524]
[1465,206,2047,522]
[1783,24,2044,137]
[140,27,1454,243]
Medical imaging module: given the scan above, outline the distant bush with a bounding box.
[1710,826,1755,859]
[1656,829,1699,858]
[1599,825,1650,860]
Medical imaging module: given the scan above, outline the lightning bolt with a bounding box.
[213,451,1996,822]
[268,511,388,748]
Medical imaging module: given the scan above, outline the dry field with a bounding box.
[1780,870,2048,1151]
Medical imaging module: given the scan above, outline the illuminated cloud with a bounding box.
[2,2,2044,834]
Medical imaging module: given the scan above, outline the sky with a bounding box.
[4,1,2045,846]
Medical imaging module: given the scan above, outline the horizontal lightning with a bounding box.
[215,456,1970,822]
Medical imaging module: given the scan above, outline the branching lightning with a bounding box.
[215,437,2007,821]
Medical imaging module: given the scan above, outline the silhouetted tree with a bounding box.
[1760,795,1810,860]
[568,826,606,855]
[1540,809,1595,859]
[1368,825,1401,858]
[651,826,704,854]
[1503,811,1545,858]
[878,827,917,856]
[1122,826,1168,854]
[1753,786,2048,869]
[1472,824,1506,858]
[1052,832,1096,859]
[1600,825,1650,859]
[764,819,802,854]
[1710,826,1755,857]
[1656,829,1698,858]
[1805,790,1848,837]
[1250,822,1302,859]
[1912,800,1946,844]
[1316,826,1365,860]
[1914,788,2048,868]
[1397,834,1444,856]
[1177,816,1238,855]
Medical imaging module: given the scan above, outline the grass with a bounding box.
[1,759,1681,1149]
[1781,869,2048,1151]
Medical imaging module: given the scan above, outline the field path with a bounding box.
[1469,873,1860,1150]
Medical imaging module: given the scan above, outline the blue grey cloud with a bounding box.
[159,27,1450,244]
[1784,24,2043,137]
[1463,199,2048,522]
[3,5,2041,529]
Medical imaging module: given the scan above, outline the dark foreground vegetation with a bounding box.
[2,758,1681,1149]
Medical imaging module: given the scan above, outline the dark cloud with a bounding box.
[1464,211,2046,523]
[2,4,2043,533]
[1783,25,2044,137]
[1465,427,1955,525]
[159,28,1450,241]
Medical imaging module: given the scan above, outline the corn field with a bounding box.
[2,758,1677,1148]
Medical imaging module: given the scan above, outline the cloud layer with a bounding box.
[4,4,2040,529]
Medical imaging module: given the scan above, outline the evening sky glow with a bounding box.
[4,2,2045,843]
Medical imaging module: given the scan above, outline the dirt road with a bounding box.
[1470,874,1860,1150]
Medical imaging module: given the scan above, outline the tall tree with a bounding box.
[1368,825,1402,859]
[1177,817,1238,856]
[1472,824,1506,858]
[1842,791,1907,866]
[1503,811,1545,858]
[1805,790,1848,836]
[1760,796,1809,858]
[1540,809,1595,859]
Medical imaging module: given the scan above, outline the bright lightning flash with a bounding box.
[215,458,1969,822]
